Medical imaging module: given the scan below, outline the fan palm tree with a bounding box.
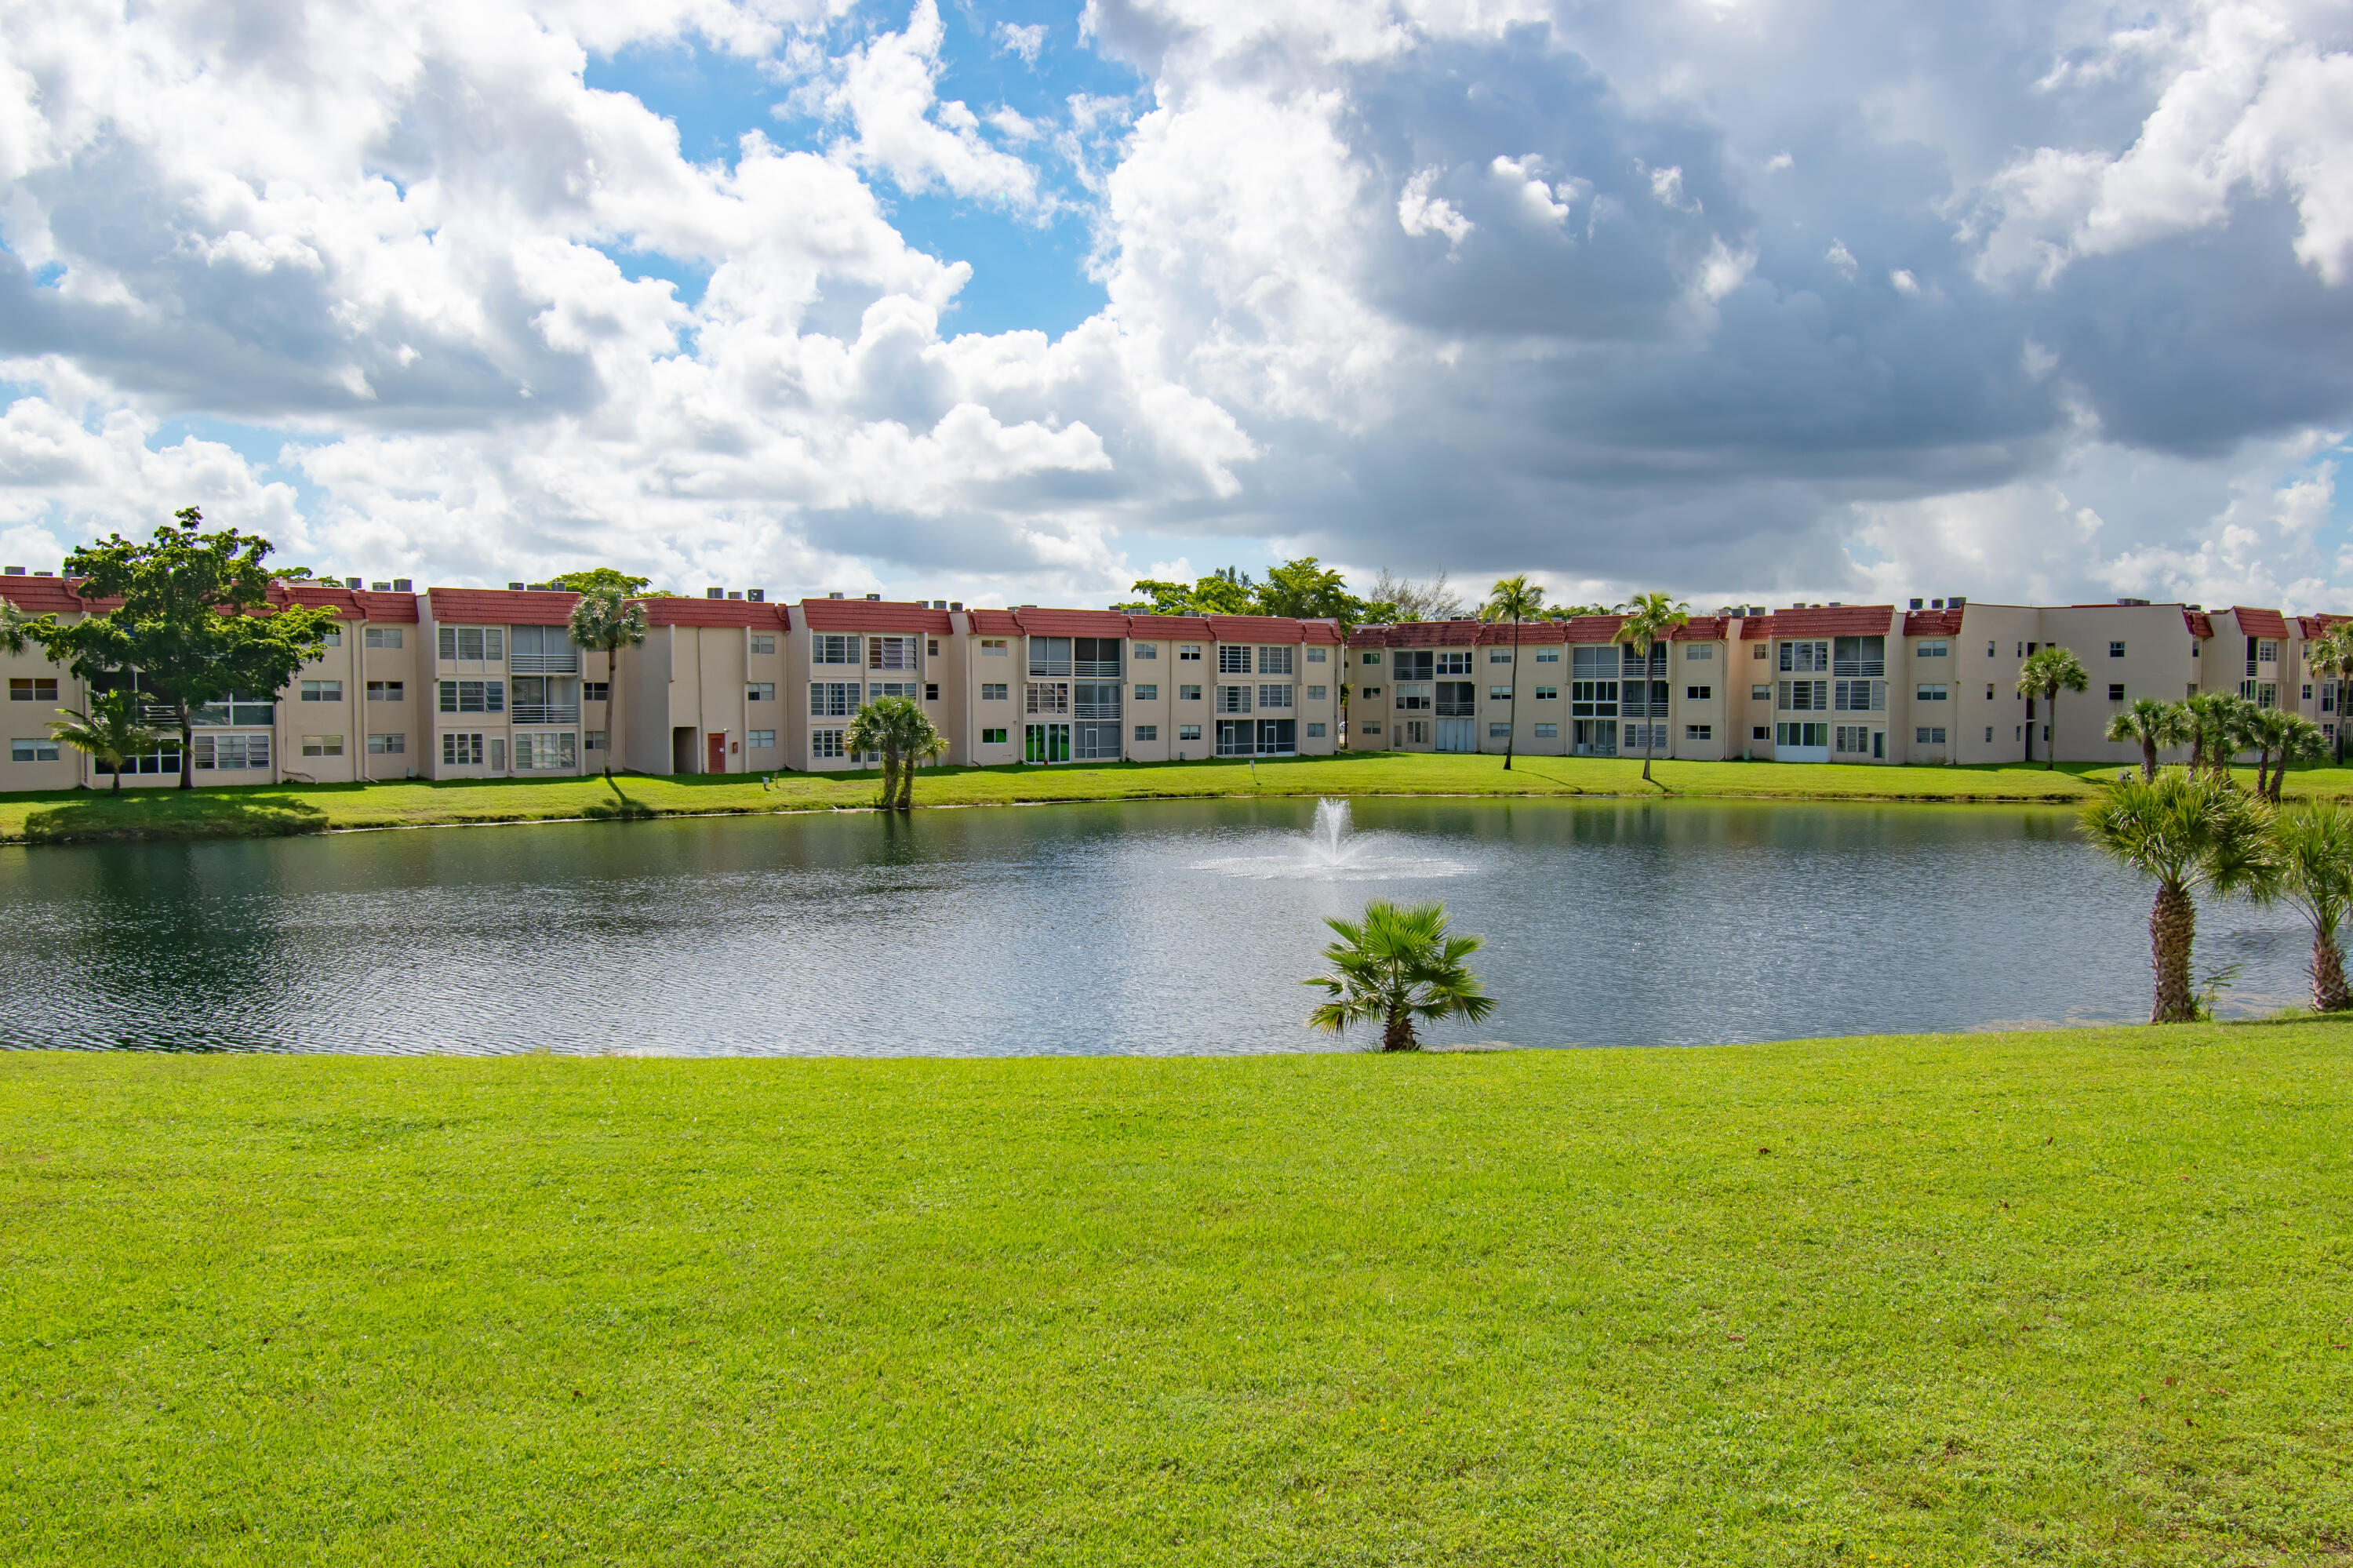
[566,587,649,778]
[2016,645,2089,769]
[2242,703,2295,799]
[2263,711,2327,803]
[2207,692,2259,786]
[1479,574,1545,771]
[2105,697,2190,780]
[1304,899,1495,1051]
[844,695,948,811]
[1615,591,1689,782]
[2079,773,2275,1022]
[0,595,36,656]
[2260,804,2353,1011]
[2304,626,2351,766]
[2180,690,2224,779]
[49,690,165,791]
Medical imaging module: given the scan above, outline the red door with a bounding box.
[707,733,727,774]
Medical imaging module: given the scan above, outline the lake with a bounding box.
[0,798,2312,1053]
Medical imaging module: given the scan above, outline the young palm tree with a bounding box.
[2079,774,2274,1022]
[1479,574,1545,772]
[2260,804,2353,1011]
[2015,645,2089,769]
[2242,704,2293,799]
[2105,697,2190,780]
[566,587,649,778]
[2180,691,2223,778]
[49,690,165,791]
[844,696,948,811]
[2208,693,2259,785]
[1304,899,1495,1051]
[2264,711,2327,803]
[1616,591,1689,782]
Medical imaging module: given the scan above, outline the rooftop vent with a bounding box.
[32,570,51,577]
[864,592,881,602]
[2,566,23,576]
[746,588,765,602]
[1949,596,1966,607]
[392,578,412,592]
[1827,601,1843,607]
[1931,598,1944,609]
[1909,598,1924,609]
[508,581,526,591]
[371,580,391,591]
[2116,597,2151,606]
[933,599,947,610]
[827,591,844,599]
[727,591,742,600]
[950,600,963,612]
[1018,603,1035,610]
[1748,606,1764,617]
[346,576,362,589]
[706,587,724,599]
[2187,602,2202,611]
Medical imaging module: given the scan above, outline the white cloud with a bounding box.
[812,1,1043,209]
[1397,167,1472,246]
[995,22,1048,64]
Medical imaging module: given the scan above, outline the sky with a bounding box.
[3,0,2352,613]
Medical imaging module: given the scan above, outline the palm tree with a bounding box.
[1616,591,1689,782]
[566,588,649,778]
[49,691,165,791]
[844,695,948,811]
[2078,774,2274,1022]
[2208,693,2258,785]
[0,596,35,656]
[2180,691,2224,779]
[2260,805,2353,1011]
[2105,697,2190,780]
[1479,575,1545,772]
[2264,711,2327,803]
[1304,899,1495,1051]
[2306,623,2353,766]
[2242,704,2295,799]
[2016,645,2089,769]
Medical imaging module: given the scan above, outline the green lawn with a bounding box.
[5,1024,2349,1564]
[12,751,2353,843]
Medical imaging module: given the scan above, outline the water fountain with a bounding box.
[1192,797,1467,881]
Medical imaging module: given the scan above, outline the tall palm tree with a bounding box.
[844,695,948,811]
[2079,774,2274,1022]
[2242,703,2295,799]
[2105,697,2190,780]
[1304,899,1495,1052]
[2305,625,2352,766]
[49,691,165,791]
[2016,645,2089,769]
[1479,574,1546,772]
[2260,805,2353,1011]
[1616,591,1689,782]
[566,588,649,778]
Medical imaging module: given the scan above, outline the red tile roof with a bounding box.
[0,576,113,613]
[1740,616,1775,638]
[964,609,1023,636]
[1903,609,1966,637]
[427,587,580,626]
[2297,613,2351,638]
[799,598,954,633]
[2184,609,2213,637]
[1670,615,1729,642]
[1764,605,1897,636]
[267,581,423,622]
[643,598,791,629]
[1013,607,1133,638]
[2228,606,2288,638]
[1123,613,1213,639]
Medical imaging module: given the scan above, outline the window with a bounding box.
[1027,637,1074,677]
[1396,684,1434,711]
[300,679,343,702]
[1259,646,1294,675]
[320,627,342,647]
[982,683,1009,700]
[436,626,504,662]
[1686,685,1712,700]
[10,678,58,702]
[1181,645,1202,662]
[2108,641,2126,658]
[1836,636,1887,675]
[2259,638,2278,663]
[747,682,774,701]
[1685,646,1714,662]
[194,734,268,770]
[1834,726,1871,753]
[1178,724,1202,740]
[1751,685,1771,701]
[1489,722,1511,737]
[1136,643,1158,660]
[300,735,344,757]
[1776,722,1829,746]
[1217,685,1253,713]
[1535,649,1560,663]
[1360,686,1384,698]
[980,638,1009,657]
[1533,722,1558,738]
[1490,650,1513,664]
[1916,640,1948,659]
[1986,727,1994,742]
[870,682,920,701]
[1135,683,1159,700]
[1533,686,1558,700]
[1306,647,1326,663]
[1686,724,1712,740]
[1306,722,1327,737]
[1357,722,1381,736]
[1752,645,1769,660]
[1307,685,1327,701]
[514,733,576,771]
[748,729,776,750]
[368,733,406,755]
[96,744,183,777]
[583,682,609,702]
[1395,650,1435,680]
[1218,645,1252,674]
[584,730,606,751]
[981,727,1008,744]
[438,680,505,714]
[365,680,403,702]
[1915,726,1948,744]
[813,634,858,664]
[1435,650,1471,676]
[1780,639,1829,672]
[1026,682,1070,715]
[1779,680,1828,711]
[1915,683,1948,702]
[811,729,846,759]
[1986,683,1995,700]
[1833,679,1883,711]
[10,738,60,762]
[2108,683,2126,701]
[365,627,402,649]
[925,683,940,702]
[869,635,917,671]
[1752,725,1770,740]
[927,638,940,657]
[1180,684,1202,701]
[809,682,856,716]
[1489,686,1512,700]
[1134,724,1158,741]
[750,635,776,656]
[441,733,484,766]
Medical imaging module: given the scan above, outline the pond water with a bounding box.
[0,798,2313,1054]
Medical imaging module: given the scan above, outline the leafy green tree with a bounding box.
[1479,574,1545,772]
[1304,900,1495,1052]
[844,696,949,811]
[1617,591,1689,783]
[1112,572,1256,617]
[2260,804,2353,1011]
[1257,557,1368,626]
[48,691,166,791]
[2079,773,2274,1022]
[566,587,649,779]
[2106,697,2191,780]
[2016,646,2089,769]
[24,508,341,790]
[550,568,668,597]
[0,595,34,656]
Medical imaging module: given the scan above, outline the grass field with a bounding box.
[5,1024,2349,1564]
[11,751,2353,844]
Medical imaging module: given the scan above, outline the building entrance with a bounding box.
[1435,718,1476,752]
[1024,722,1071,762]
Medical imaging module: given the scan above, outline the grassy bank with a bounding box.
[12,751,2353,844]
[5,1024,2349,1564]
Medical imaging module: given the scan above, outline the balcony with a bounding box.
[1831,659,1885,678]
[1074,658,1122,678]
[511,704,580,726]
[1435,698,1477,717]
[510,651,578,674]
[1074,699,1122,720]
